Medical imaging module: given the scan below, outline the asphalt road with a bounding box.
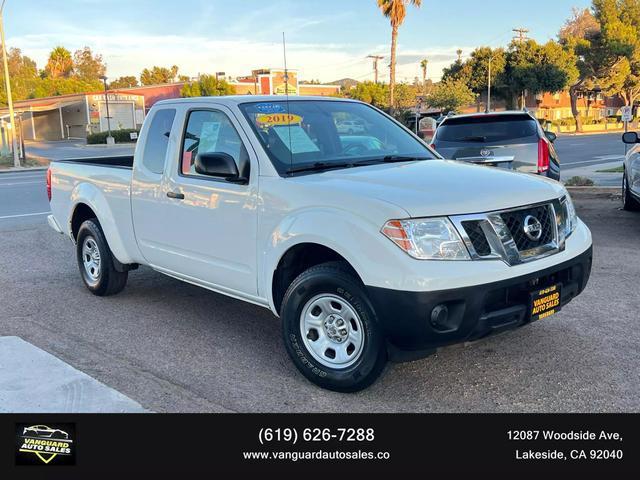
[25,140,135,161]
[555,132,627,170]
[1,170,638,412]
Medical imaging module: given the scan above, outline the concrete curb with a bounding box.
[558,130,627,137]
[567,186,621,197]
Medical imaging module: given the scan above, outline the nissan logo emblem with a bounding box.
[523,215,543,241]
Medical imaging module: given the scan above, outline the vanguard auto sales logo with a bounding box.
[15,423,76,465]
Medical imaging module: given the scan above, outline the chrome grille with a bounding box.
[451,200,564,266]
[500,205,555,253]
[461,220,491,257]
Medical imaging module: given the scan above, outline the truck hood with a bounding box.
[291,160,565,218]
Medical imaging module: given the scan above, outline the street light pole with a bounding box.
[0,0,19,167]
[99,75,113,144]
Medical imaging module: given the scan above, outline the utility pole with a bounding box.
[487,56,492,113]
[99,75,114,145]
[367,55,384,84]
[512,28,530,108]
[512,27,530,44]
[0,0,19,167]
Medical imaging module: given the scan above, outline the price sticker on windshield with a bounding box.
[256,113,303,126]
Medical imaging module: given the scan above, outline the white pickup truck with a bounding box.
[48,96,593,392]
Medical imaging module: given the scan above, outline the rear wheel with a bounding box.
[281,261,387,392]
[623,169,640,211]
[76,219,128,296]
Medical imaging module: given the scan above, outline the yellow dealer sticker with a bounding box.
[256,113,303,126]
[530,284,561,321]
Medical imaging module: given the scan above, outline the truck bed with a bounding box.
[54,155,134,169]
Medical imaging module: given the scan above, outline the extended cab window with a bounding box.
[239,100,434,174]
[142,109,176,174]
[181,110,247,177]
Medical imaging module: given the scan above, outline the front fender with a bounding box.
[69,181,138,265]
[261,208,398,314]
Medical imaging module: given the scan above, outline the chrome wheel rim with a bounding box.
[81,236,101,284]
[300,294,365,369]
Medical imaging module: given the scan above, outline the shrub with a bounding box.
[564,176,595,187]
[87,129,139,144]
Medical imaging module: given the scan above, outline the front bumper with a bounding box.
[367,246,593,362]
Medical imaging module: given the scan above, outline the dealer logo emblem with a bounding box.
[523,215,543,241]
[15,423,76,465]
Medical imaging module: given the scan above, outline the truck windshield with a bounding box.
[238,100,435,174]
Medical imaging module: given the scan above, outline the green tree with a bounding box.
[140,65,179,85]
[500,39,577,109]
[377,0,422,111]
[560,1,640,131]
[594,0,640,107]
[73,46,106,81]
[44,46,73,78]
[347,81,390,108]
[0,48,38,105]
[426,79,476,112]
[180,74,234,97]
[32,77,103,98]
[109,76,139,89]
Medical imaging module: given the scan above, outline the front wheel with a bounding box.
[623,170,640,211]
[76,219,128,296]
[281,262,387,392]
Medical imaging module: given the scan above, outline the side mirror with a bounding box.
[544,131,557,143]
[622,131,639,144]
[194,152,244,182]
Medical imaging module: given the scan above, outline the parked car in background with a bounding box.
[431,111,561,180]
[336,119,365,134]
[622,131,640,211]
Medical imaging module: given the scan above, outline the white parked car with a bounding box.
[47,96,593,391]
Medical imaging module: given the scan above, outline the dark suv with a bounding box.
[430,111,560,180]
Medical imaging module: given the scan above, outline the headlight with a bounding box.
[381,217,470,260]
[561,189,578,239]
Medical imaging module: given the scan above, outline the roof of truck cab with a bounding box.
[154,95,355,107]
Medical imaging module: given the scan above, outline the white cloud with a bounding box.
[9,31,473,84]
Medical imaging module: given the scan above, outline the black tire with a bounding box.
[76,219,128,296]
[281,261,387,392]
[623,169,640,211]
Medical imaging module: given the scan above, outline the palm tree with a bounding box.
[45,46,73,78]
[377,0,422,111]
[420,58,428,91]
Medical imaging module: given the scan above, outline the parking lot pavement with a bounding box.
[0,190,638,413]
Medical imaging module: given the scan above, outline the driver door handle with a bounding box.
[167,191,185,200]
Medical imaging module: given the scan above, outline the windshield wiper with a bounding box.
[460,136,487,142]
[356,155,430,165]
[286,162,355,174]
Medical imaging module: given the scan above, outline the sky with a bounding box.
[5,0,592,84]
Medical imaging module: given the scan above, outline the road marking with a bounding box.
[0,181,43,186]
[0,211,50,220]
[564,156,624,167]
